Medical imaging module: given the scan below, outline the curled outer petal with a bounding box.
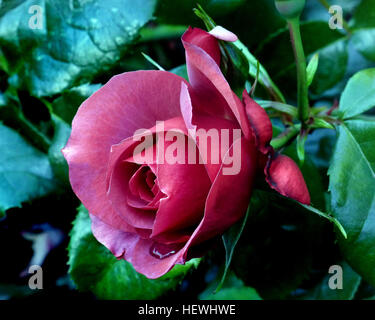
[243,90,273,155]
[182,27,252,140]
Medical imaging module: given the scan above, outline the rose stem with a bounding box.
[287,17,309,127]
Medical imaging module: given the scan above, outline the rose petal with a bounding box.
[91,213,184,279]
[151,135,212,243]
[243,90,273,154]
[185,137,257,246]
[209,26,238,42]
[180,82,197,133]
[265,154,311,205]
[106,118,193,231]
[135,137,256,276]
[128,165,155,203]
[90,213,139,259]
[182,26,221,65]
[180,83,242,181]
[108,161,156,229]
[127,239,186,279]
[182,27,252,140]
[108,117,190,174]
[62,71,187,230]
[93,138,257,279]
[126,164,164,211]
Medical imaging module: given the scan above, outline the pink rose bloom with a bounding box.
[62,26,310,279]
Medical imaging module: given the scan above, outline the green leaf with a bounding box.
[68,205,200,299]
[0,0,156,97]
[217,203,250,292]
[0,123,57,216]
[193,4,285,102]
[339,68,375,119]
[271,125,300,150]
[306,53,319,87]
[51,84,101,125]
[311,118,335,130]
[351,0,375,29]
[270,132,346,237]
[233,40,286,102]
[217,0,285,51]
[257,21,347,96]
[193,5,250,93]
[139,24,187,42]
[0,91,52,153]
[249,61,260,97]
[256,100,298,118]
[344,0,375,63]
[218,191,269,292]
[257,21,345,76]
[141,52,165,71]
[298,204,347,239]
[296,133,307,165]
[274,0,306,20]
[155,0,245,25]
[222,40,251,95]
[301,261,361,300]
[206,286,261,300]
[304,128,337,169]
[48,115,71,185]
[199,272,261,300]
[230,190,319,299]
[284,138,327,210]
[351,29,375,62]
[310,40,348,96]
[329,119,375,286]
[169,64,188,81]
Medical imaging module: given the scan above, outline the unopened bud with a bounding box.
[275,0,306,19]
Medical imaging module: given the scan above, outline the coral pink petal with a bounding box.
[182,28,252,140]
[106,117,189,189]
[127,239,186,279]
[182,26,221,65]
[126,138,255,278]
[187,138,256,246]
[90,213,139,259]
[183,41,236,122]
[62,71,187,230]
[108,161,156,229]
[107,117,189,173]
[128,165,154,203]
[91,213,184,279]
[106,118,191,231]
[194,115,242,181]
[209,26,238,42]
[151,137,212,243]
[180,82,197,133]
[94,138,257,279]
[265,154,311,205]
[243,90,273,154]
[180,83,242,181]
